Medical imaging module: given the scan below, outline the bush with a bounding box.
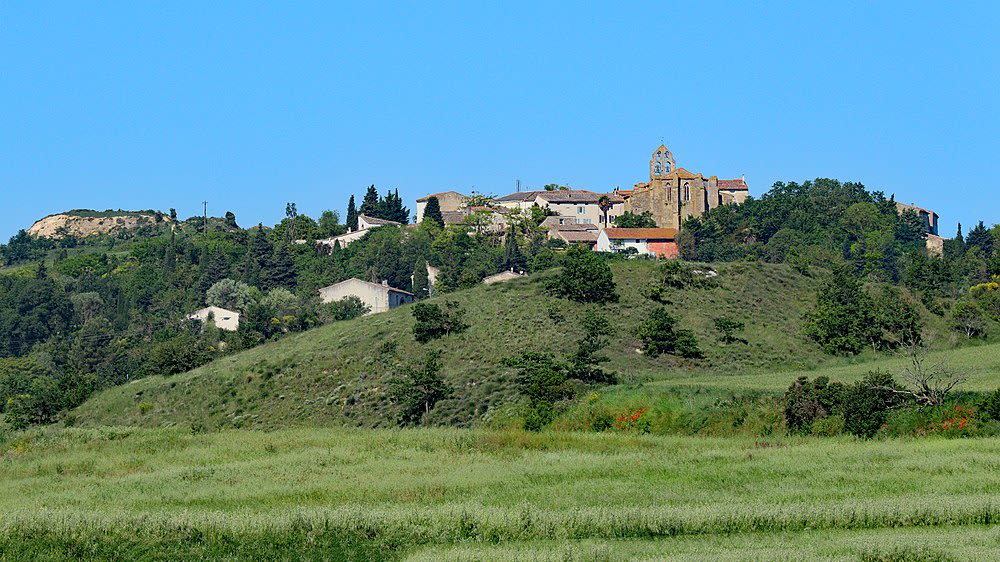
[547,244,618,303]
[504,352,574,431]
[411,301,468,343]
[783,376,846,434]
[635,308,702,358]
[387,351,451,426]
[842,371,906,438]
[324,296,370,322]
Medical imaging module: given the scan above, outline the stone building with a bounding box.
[616,145,749,230]
[415,191,470,223]
[317,278,413,315]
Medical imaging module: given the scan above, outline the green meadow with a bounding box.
[3,425,1000,559]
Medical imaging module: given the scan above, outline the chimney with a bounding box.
[381,280,388,286]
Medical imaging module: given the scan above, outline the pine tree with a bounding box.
[346,195,358,232]
[423,196,444,228]
[265,243,297,290]
[359,185,380,217]
[242,224,274,289]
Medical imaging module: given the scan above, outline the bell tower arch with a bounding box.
[649,145,676,180]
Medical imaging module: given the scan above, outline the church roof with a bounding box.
[667,168,702,180]
[718,178,749,190]
[416,191,468,202]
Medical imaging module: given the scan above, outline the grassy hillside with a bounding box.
[2,425,1000,559]
[71,260,953,430]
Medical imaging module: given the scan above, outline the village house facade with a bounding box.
[415,191,470,223]
[596,227,679,259]
[616,145,749,230]
[318,278,414,315]
[495,190,624,228]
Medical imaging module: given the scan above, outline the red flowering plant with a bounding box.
[931,405,977,437]
[613,407,651,433]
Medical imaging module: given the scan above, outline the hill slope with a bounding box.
[70,261,946,430]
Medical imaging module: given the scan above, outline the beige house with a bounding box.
[415,191,469,223]
[187,306,241,332]
[496,190,624,228]
[540,216,600,247]
[318,278,414,315]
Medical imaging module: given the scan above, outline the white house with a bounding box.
[495,190,624,229]
[317,278,414,315]
[595,228,679,258]
[314,214,403,253]
[187,306,241,332]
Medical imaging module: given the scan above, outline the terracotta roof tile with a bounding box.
[603,227,677,240]
[718,179,748,190]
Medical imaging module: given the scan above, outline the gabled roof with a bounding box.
[497,190,622,204]
[318,278,414,296]
[416,191,468,203]
[718,178,749,190]
[603,228,678,240]
[188,306,240,319]
[358,214,402,226]
[666,168,702,180]
[556,230,599,243]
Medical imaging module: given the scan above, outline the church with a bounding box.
[615,145,749,230]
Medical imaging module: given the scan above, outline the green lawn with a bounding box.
[3,426,1000,559]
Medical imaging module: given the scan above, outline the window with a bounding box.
[581,218,592,224]
[683,182,690,201]
[577,206,585,214]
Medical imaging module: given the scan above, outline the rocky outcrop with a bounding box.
[27,212,170,239]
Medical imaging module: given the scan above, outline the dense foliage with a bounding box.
[0,185,564,427]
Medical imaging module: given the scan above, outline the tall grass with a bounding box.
[3,426,1000,557]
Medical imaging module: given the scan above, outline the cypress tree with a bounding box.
[423,196,444,228]
[346,195,358,232]
[359,185,380,217]
[412,259,430,300]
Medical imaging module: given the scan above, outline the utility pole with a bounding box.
[202,201,208,232]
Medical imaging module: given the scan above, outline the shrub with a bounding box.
[783,375,846,434]
[979,389,1000,422]
[504,352,573,431]
[411,301,468,343]
[547,244,618,303]
[635,308,702,358]
[842,371,906,438]
[324,296,370,322]
[714,316,746,344]
[387,351,451,426]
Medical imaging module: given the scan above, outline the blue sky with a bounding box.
[2,2,997,239]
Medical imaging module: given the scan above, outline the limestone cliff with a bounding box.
[27,211,170,239]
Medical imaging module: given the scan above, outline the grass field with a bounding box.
[3,426,1000,559]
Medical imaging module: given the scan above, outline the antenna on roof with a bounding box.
[516,179,521,193]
